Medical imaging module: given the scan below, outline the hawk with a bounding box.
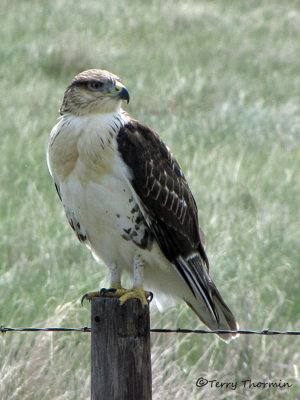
[47,69,238,341]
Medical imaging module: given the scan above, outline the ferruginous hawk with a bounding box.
[47,69,238,341]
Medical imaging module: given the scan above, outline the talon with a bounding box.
[81,291,101,306]
[81,293,88,306]
[147,291,154,303]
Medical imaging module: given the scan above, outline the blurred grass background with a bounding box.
[0,0,299,399]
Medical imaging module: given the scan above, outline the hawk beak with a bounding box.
[115,83,130,104]
[118,87,130,104]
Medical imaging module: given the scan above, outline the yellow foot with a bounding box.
[81,281,124,305]
[119,287,153,307]
[81,286,153,307]
[81,286,121,305]
[81,286,153,306]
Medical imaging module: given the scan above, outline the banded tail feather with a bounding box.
[176,255,239,342]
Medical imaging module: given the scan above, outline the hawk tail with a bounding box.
[177,255,239,342]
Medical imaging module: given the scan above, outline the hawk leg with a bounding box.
[81,257,153,306]
[117,253,153,306]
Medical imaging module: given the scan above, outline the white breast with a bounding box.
[48,112,147,271]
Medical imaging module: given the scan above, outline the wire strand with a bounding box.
[1,326,299,335]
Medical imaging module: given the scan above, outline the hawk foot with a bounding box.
[119,287,153,307]
[100,286,153,307]
[81,283,124,305]
[81,287,153,307]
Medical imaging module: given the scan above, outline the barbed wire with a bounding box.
[0,326,91,333]
[1,325,299,336]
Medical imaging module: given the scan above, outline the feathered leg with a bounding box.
[118,253,153,306]
[81,258,152,306]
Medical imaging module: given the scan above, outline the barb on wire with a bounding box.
[1,325,299,336]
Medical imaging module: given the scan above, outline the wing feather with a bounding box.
[117,119,208,267]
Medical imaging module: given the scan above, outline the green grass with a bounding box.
[1,0,299,398]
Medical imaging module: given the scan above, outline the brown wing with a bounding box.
[117,118,208,267]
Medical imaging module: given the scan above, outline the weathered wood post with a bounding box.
[91,297,152,400]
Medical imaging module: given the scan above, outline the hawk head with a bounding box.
[59,69,130,116]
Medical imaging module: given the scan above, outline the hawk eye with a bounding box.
[88,81,103,90]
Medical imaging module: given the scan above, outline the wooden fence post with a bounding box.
[91,297,152,400]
